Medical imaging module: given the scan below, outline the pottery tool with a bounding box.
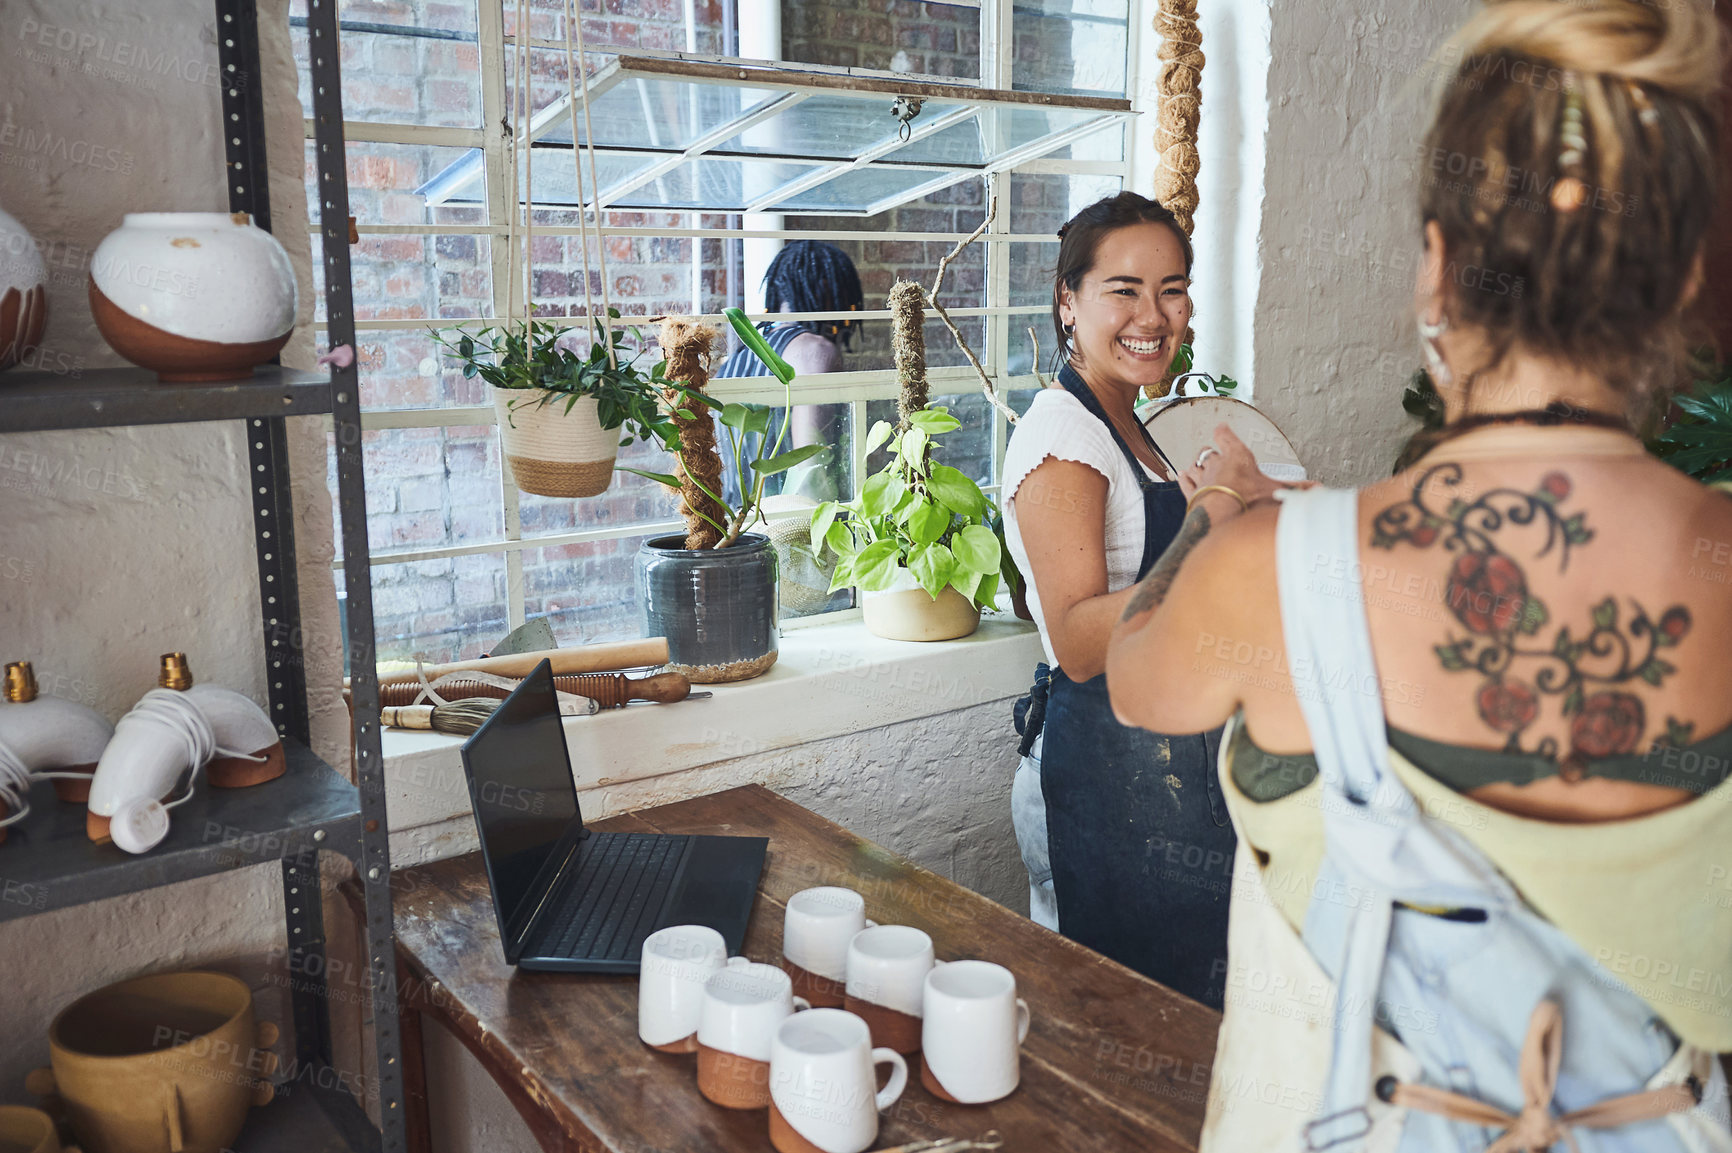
[368,637,671,689]
[484,617,558,657]
[379,699,502,735]
[376,670,698,710]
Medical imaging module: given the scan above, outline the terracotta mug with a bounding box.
[782,887,872,1009]
[639,925,732,1053]
[769,1009,907,1153]
[31,970,277,1153]
[0,1106,72,1153]
[697,961,810,1109]
[919,961,1030,1104]
[843,925,936,1055]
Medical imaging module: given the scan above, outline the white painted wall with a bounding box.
[1247,0,1476,485]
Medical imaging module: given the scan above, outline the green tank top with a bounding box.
[1231,722,1732,803]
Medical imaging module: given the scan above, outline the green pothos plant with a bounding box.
[808,409,1008,609]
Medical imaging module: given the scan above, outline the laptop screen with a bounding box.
[458,661,581,939]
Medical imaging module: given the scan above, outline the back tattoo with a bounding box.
[1370,464,1694,775]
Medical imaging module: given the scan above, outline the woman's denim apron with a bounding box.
[1017,365,1237,1009]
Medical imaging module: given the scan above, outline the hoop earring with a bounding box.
[1417,313,1452,387]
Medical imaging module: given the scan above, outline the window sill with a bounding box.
[381,614,1042,843]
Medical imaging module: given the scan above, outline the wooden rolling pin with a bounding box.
[376,671,693,709]
[364,638,670,690]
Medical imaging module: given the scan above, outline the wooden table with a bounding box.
[385,784,1220,1152]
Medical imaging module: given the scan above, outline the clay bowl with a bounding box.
[36,971,277,1153]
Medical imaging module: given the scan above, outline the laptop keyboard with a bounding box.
[536,833,689,961]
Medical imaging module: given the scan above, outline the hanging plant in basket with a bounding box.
[431,311,686,499]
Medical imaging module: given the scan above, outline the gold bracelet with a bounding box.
[1187,484,1249,514]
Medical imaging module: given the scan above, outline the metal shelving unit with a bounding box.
[0,2,402,1150]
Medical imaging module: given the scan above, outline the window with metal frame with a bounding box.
[291,0,1134,665]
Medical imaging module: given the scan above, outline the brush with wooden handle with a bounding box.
[379,698,503,736]
[375,671,696,709]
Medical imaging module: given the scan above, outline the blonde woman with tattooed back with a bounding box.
[1106,0,1732,1149]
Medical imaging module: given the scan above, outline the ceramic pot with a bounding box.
[32,971,277,1153]
[88,212,296,383]
[0,206,48,374]
[0,1105,70,1153]
[861,568,980,642]
[637,533,778,683]
[492,388,618,498]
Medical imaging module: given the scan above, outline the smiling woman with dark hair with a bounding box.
[1002,192,1291,1006]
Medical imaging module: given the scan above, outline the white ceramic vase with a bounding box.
[88,211,297,383]
[860,567,981,642]
[492,387,619,498]
[0,205,47,374]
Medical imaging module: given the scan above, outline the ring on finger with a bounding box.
[1196,446,1219,468]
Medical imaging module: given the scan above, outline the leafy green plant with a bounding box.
[807,408,1005,609]
[1650,362,1732,486]
[1168,344,1238,396]
[431,311,688,449]
[617,307,828,547]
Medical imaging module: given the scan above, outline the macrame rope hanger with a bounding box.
[1149,0,1202,399]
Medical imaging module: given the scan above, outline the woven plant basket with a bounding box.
[492,387,618,498]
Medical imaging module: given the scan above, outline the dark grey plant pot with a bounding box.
[636,533,779,683]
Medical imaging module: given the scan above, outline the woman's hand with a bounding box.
[1179,424,1304,514]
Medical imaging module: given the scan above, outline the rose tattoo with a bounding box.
[1372,465,1693,770]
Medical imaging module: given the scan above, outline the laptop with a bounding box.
[458,659,768,972]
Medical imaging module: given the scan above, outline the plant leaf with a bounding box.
[906,497,951,547]
[742,405,774,436]
[900,426,929,464]
[862,472,906,519]
[825,521,856,558]
[970,570,1000,609]
[753,443,826,474]
[864,420,895,455]
[810,501,840,554]
[719,403,752,431]
[927,464,988,518]
[907,409,961,434]
[951,524,1001,573]
[909,542,954,598]
[851,539,903,591]
[616,466,683,489]
[723,307,796,385]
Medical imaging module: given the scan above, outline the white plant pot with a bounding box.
[860,567,981,642]
[0,205,47,373]
[492,387,619,498]
[88,212,297,382]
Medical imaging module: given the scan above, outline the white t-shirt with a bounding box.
[1002,387,1161,668]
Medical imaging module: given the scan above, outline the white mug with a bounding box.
[920,960,1031,1104]
[783,887,872,1007]
[698,960,811,1109]
[844,924,935,1054]
[639,924,730,1052]
[769,1009,907,1153]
